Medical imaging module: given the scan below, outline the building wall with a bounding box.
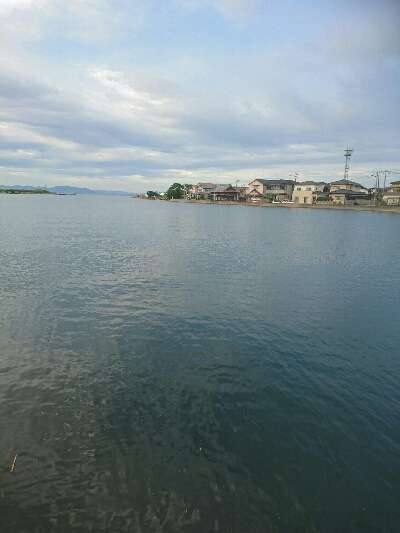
[293,184,325,203]
[331,194,346,204]
[383,194,400,205]
[247,180,264,196]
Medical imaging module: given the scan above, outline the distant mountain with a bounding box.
[0,185,137,196]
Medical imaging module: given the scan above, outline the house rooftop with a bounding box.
[252,179,296,185]
[211,184,234,192]
[330,179,364,187]
[329,189,368,195]
[295,181,328,186]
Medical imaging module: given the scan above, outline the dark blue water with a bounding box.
[0,195,399,532]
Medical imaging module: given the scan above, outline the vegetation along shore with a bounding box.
[0,188,55,194]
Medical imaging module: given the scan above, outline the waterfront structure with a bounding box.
[292,182,329,204]
[247,179,296,202]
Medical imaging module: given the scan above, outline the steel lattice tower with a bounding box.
[344,148,353,180]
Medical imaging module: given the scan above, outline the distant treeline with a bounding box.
[0,189,54,194]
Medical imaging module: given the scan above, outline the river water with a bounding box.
[0,195,399,532]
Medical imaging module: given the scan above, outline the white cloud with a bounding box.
[0,0,41,15]
[0,0,399,191]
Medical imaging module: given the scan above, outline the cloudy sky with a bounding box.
[1,0,399,191]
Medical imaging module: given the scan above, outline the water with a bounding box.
[0,195,399,532]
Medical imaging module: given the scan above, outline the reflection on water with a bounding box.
[0,196,399,532]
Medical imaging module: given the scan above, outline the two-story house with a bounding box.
[292,182,329,204]
[247,179,296,202]
[190,182,218,199]
[328,179,370,205]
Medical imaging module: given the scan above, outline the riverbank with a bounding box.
[168,198,400,213]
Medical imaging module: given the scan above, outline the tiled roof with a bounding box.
[197,182,217,187]
[252,179,296,185]
[296,181,328,186]
[330,179,364,188]
[329,189,368,195]
[211,185,235,192]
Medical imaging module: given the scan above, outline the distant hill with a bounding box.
[0,185,137,196]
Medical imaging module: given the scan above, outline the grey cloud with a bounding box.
[0,73,57,100]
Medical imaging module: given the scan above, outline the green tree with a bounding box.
[166,183,184,200]
[147,191,160,197]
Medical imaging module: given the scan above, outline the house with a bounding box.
[328,189,370,205]
[390,181,400,193]
[329,179,368,194]
[382,192,400,205]
[233,186,248,202]
[247,179,296,202]
[292,182,329,204]
[190,182,218,199]
[210,184,239,201]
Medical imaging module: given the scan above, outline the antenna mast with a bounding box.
[344,148,353,180]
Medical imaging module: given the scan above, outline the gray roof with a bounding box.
[253,179,296,185]
[329,189,368,196]
[211,185,235,193]
[330,179,364,188]
[296,181,328,186]
[197,182,217,187]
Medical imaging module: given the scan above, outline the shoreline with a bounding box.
[168,199,400,213]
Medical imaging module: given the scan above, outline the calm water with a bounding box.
[0,195,399,532]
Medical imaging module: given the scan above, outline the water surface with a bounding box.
[0,196,399,532]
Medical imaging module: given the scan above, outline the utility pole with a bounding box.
[383,170,389,191]
[371,172,379,205]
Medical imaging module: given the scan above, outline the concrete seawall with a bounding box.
[167,199,400,213]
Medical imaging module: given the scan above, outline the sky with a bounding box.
[1,0,399,192]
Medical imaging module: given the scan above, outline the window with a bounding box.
[296,187,301,191]
[306,187,311,191]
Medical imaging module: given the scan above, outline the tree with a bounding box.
[147,191,160,197]
[165,183,184,200]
